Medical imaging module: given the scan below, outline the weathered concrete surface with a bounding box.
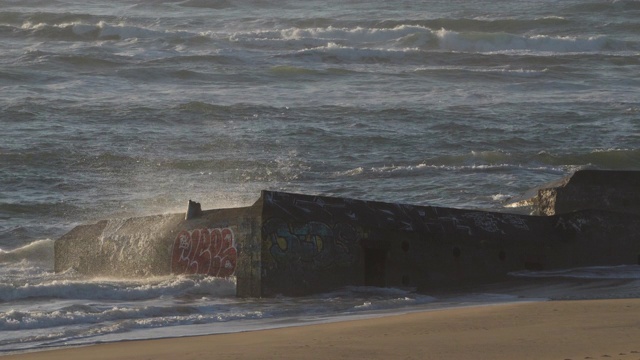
[506,169,640,215]
[54,170,640,297]
[258,190,640,296]
[54,203,263,297]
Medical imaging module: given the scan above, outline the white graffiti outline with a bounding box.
[171,227,237,277]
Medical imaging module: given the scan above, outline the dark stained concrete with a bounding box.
[506,169,640,216]
[54,170,640,297]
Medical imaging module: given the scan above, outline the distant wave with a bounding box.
[8,11,638,56]
[0,11,100,27]
[249,25,639,54]
[415,66,549,78]
[18,20,174,41]
[177,0,234,9]
[563,0,640,13]
[267,29,639,66]
[9,16,206,44]
[333,163,566,179]
[433,28,633,54]
[373,17,571,34]
[331,149,640,178]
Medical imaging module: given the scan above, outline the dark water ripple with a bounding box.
[1,0,639,248]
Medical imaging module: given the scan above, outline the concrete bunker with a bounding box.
[54,169,640,297]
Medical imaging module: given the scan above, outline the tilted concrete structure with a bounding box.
[55,170,640,297]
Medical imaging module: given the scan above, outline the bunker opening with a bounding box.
[363,247,387,287]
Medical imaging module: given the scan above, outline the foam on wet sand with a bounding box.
[5,299,640,360]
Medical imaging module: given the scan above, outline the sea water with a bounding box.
[1,0,639,353]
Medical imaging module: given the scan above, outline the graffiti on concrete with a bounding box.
[262,218,359,270]
[459,212,532,234]
[461,213,502,233]
[171,227,237,277]
[263,191,537,238]
[263,192,432,232]
[503,214,530,231]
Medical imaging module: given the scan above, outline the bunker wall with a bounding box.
[256,191,640,296]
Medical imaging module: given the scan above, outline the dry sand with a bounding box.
[5,299,640,360]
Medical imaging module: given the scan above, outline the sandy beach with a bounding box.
[5,299,640,360]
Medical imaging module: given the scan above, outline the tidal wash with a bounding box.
[1,0,639,353]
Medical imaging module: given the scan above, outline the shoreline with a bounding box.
[5,298,640,360]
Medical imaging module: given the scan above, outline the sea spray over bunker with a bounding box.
[50,170,640,299]
[1,0,639,354]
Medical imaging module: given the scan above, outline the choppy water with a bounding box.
[1,0,639,353]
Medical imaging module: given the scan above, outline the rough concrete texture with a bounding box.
[258,190,640,296]
[507,169,640,215]
[54,170,640,297]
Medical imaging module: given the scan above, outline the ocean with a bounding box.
[1,0,639,353]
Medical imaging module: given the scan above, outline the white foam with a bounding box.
[491,193,511,202]
[332,167,364,177]
[359,162,566,175]
[415,66,548,77]
[435,28,627,53]
[0,301,262,332]
[231,24,638,56]
[280,25,433,44]
[511,265,640,280]
[0,274,236,302]
[0,284,448,352]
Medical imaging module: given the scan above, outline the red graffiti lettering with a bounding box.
[171,228,237,277]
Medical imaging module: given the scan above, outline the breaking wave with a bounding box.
[0,275,236,303]
[5,9,637,57]
[332,149,640,178]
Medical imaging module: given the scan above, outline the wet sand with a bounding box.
[5,298,640,360]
